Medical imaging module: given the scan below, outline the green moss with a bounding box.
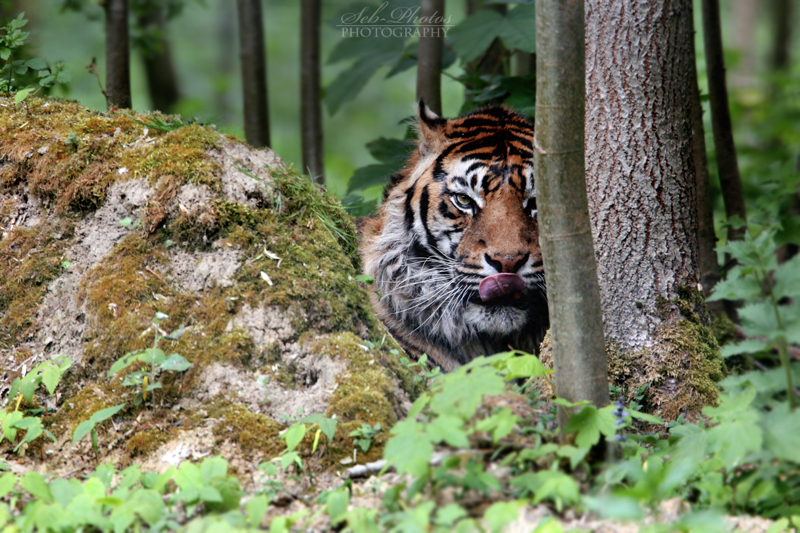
[125,427,173,459]
[211,403,283,458]
[0,220,74,349]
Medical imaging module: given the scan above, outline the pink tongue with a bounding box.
[479,273,525,302]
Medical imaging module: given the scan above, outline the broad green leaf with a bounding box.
[449,10,505,63]
[703,389,762,469]
[583,495,643,520]
[475,408,517,443]
[24,58,46,69]
[107,352,139,378]
[628,409,665,425]
[0,473,16,498]
[707,273,761,301]
[426,415,469,448]
[13,87,35,104]
[484,500,521,533]
[504,353,551,380]
[326,489,350,526]
[738,302,780,339]
[128,489,165,525]
[206,476,241,512]
[384,419,434,477]
[198,485,223,503]
[160,354,192,372]
[10,416,41,429]
[531,471,580,508]
[282,423,306,451]
[346,162,396,194]
[365,137,414,164]
[138,347,166,366]
[42,363,62,395]
[556,445,589,470]
[434,503,468,526]
[246,494,269,528]
[2,411,22,442]
[761,402,800,463]
[720,338,770,358]
[773,255,800,299]
[200,456,229,483]
[90,403,126,423]
[498,4,536,53]
[72,420,94,444]
[430,363,506,418]
[318,417,338,443]
[21,472,52,503]
[564,405,616,448]
[20,378,36,402]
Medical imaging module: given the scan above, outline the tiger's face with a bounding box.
[358,102,548,371]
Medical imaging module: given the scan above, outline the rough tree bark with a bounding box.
[237,0,270,148]
[104,0,132,109]
[586,0,699,347]
[702,0,747,241]
[136,4,181,113]
[585,0,723,420]
[416,0,444,116]
[536,0,608,415]
[300,0,324,183]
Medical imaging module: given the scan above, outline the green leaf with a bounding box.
[72,420,94,445]
[128,489,165,525]
[346,163,396,194]
[324,59,380,115]
[24,58,46,69]
[504,353,551,380]
[41,363,62,395]
[21,472,52,503]
[318,417,338,442]
[13,87,35,104]
[628,409,665,425]
[20,378,36,402]
[774,255,800,299]
[449,10,505,63]
[107,351,140,378]
[0,473,17,498]
[138,347,165,366]
[484,500,521,533]
[426,415,469,448]
[498,4,536,53]
[434,503,468,526]
[384,419,434,477]
[365,137,414,164]
[90,403,126,424]
[583,495,643,520]
[326,489,350,526]
[430,362,506,418]
[703,388,763,469]
[707,272,761,302]
[282,423,306,451]
[720,338,770,358]
[246,494,269,528]
[761,402,800,463]
[564,405,616,448]
[160,353,192,372]
[738,302,780,339]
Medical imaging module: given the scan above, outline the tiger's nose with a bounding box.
[485,253,529,273]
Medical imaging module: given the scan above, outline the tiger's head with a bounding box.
[358,101,548,371]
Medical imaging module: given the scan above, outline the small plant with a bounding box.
[0,355,70,454]
[70,403,126,458]
[0,13,70,104]
[106,312,191,406]
[348,422,381,453]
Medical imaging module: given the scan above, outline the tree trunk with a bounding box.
[535,0,608,417]
[237,0,270,148]
[702,0,747,242]
[215,1,236,126]
[300,0,324,184]
[688,14,723,316]
[586,0,723,420]
[104,0,132,109]
[770,0,792,71]
[416,0,444,116]
[136,5,181,113]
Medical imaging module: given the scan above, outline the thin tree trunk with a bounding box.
[535,0,608,417]
[137,6,180,113]
[237,0,270,148]
[104,0,132,109]
[770,0,792,71]
[586,0,699,346]
[416,0,444,116]
[702,0,747,241]
[300,0,324,183]
[689,12,723,315]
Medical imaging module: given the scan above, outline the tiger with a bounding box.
[357,100,549,372]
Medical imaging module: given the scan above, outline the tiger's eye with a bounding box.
[454,193,474,208]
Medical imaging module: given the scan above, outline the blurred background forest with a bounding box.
[4,0,800,238]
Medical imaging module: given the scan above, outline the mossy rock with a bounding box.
[0,97,410,478]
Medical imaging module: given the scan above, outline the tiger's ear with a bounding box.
[416,98,447,156]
